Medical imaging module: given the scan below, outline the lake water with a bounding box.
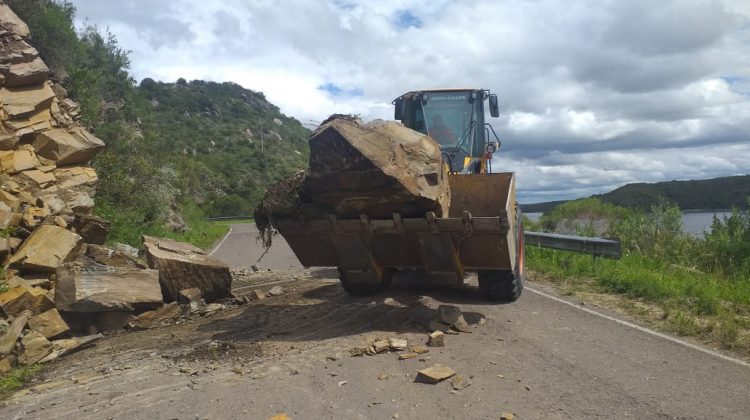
[524,212,734,236]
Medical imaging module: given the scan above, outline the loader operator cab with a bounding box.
[393,89,501,174]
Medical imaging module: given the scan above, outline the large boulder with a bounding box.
[305,117,450,219]
[33,127,105,166]
[6,224,83,273]
[142,236,232,302]
[55,266,163,312]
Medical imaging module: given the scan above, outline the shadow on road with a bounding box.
[200,271,516,345]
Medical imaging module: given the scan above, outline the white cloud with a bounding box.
[69,0,750,203]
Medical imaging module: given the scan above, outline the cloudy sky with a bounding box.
[69,0,750,203]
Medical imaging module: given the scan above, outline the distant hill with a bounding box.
[522,175,750,213]
[136,79,310,215]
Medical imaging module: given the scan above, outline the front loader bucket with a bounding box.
[274,172,518,286]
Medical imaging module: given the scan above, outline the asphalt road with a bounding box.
[210,224,302,270]
[3,223,749,419]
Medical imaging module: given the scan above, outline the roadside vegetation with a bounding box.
[524,198,750,353]
[9,0,309,249]
[0,365,42,396]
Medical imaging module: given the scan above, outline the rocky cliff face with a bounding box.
[0,3,235,373]
[0,1,104,266]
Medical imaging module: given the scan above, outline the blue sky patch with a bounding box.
[318,83,364,97]
[394,10,422,29]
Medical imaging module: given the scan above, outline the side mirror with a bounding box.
[488,94,499,118]
[394,98,404,120]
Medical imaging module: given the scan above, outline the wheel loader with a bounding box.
[273,88,526,301]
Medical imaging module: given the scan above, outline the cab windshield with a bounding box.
[419,91,474,152]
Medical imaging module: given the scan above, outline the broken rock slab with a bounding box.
[0,148,39,174]
[388,338,408,351]
[6,224,83,274]
[267,286,284,296]
[437,305,462,324]
[142,235,232,302]
[415,364,456,384]
[0,284,54,317]
[33,127,105,166]
[0,310,30,355]
[55,266,163,312]
[18,330,52,365]
[427,330,445,347]
[72,214,111,245]
[85,244,144,268]
[40,333,102,363]
[128,302,181,330]
[0,83,55,119]
[28,308,70,339]
[0,357,12,374]
[3,56,50,88]
[0,3,31,37]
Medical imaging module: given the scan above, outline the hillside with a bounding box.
[523,175,750,213]
[136,79,310,214]
[8,0,310,243]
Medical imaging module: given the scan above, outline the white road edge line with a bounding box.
[525,286,750,369]
[209,227,233,255]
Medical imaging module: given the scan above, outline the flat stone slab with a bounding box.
[55,266,163,312]
[6,225,82,274]
[415,364,456,384]
[142,236,231,302]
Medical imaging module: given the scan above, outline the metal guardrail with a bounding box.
[205,216,253,221]
[524,231,622,259]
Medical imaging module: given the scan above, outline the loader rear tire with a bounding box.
[478,209,525,302]
[339,267,395,296]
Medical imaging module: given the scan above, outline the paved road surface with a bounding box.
[3,223,749,419]
[210,224,302,270]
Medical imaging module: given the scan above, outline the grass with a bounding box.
[0,364,43,395]
[524,198,750,354]
[526,248,750,352]
[97,203,254,251]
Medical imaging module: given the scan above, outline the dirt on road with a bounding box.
[2,226,750,419]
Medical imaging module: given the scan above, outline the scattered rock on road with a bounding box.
[410,346,429,354]
[388,338,408,351]
[427,330,445,347]
[267,286,284,296]
[451,374,472,390]
[415,364,456,384]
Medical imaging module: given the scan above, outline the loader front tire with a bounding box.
[338,267,394,296]
[478,212,525,302]
[478,269,522,302]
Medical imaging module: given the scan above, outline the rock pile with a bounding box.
[0,3,232,374]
